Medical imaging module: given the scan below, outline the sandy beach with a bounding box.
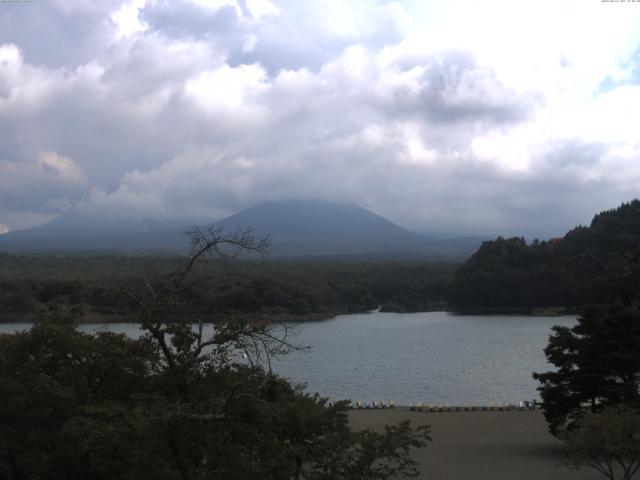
[349,409,601,480]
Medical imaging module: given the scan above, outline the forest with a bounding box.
[0,253,456,323]
[448,200,640,312]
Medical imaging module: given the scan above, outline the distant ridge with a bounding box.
[0,214,196,254]
[0,200,482,258]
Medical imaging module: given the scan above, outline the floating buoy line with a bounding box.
[333,400,539,411]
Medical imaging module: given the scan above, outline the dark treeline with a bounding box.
[0,254,457,322]
[448,200,640,311]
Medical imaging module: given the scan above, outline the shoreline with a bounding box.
[0,306,581,324]
[443,306,580,316]
[349,409,600,480]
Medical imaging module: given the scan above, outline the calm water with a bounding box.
[0,311,575,405]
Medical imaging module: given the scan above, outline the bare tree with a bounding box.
[117,225,301,371]
[108,225,430,480]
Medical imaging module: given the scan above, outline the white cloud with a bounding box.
[0,44,65,105]
[189,0,241,14]
[111,0,149,40]
[245,0,280,20]
[183,63,268,117]
[1,0,640,236]
[397,123,438,166]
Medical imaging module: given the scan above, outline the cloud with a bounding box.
[0,1,124,68]
[183,63,268,117]
[111,0,149,40]
[0,149,85,212]
[1,0,640,237]
[37,151,85,183]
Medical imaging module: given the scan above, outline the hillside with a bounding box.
[0,200,482,258]
[448,200,640,311]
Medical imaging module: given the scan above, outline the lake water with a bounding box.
[0,311,575,405]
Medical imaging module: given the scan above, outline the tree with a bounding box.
[562,407,640,480]
[0,317,158,479]
[0,225,431,479]
[533,303,640,436]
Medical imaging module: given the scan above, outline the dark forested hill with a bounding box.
[448,200,640,311]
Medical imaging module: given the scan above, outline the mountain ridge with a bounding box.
[0,200,482,258]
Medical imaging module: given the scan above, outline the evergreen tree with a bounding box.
[534,303,640,436]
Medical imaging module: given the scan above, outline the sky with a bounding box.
[1,0,640,238]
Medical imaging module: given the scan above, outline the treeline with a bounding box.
[448,200,640,310]
[0,254,457,322]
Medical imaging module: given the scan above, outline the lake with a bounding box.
[0,311,575,406]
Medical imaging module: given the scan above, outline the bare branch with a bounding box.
[117,288,152,321]
[174,225,269,290]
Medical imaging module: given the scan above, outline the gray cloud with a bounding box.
[142,1,239,38]
[141,0,409,74]
[383,51,536,125]
[0,0,639,238]
[0,1,123,68]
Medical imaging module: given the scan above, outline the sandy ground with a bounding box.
[348,409,601,480]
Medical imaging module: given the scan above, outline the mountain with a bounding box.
[214,200,419,256]
[0,200,483,258]
[448,199,640,311]
[0,214,199,254]
[213,200,482,257]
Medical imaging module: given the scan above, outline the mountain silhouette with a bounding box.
[0,200,482,258]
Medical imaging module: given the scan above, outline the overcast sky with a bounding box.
[1,0,639,237]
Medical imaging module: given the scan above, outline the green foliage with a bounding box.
[0,318,157,479]
[449,200,640,310]
[562,406,640,480]
[0,230,431,479]
[533,304,640,436]
[0,320,431,479]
